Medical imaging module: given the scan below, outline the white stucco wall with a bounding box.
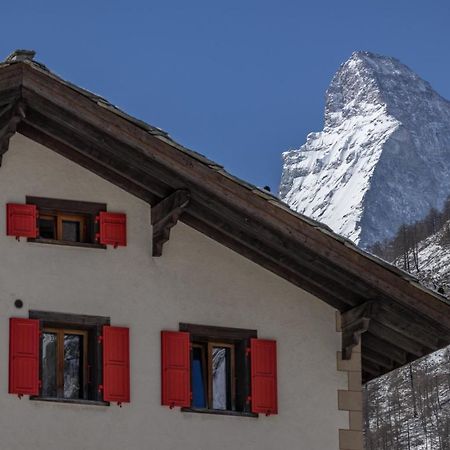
[0,134,348,450]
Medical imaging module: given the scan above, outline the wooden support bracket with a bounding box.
[151,189,190,257]
[341,300,378,360]
[0,100,26,166]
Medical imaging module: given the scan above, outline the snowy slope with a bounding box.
[280,52,450,248]
[365,346,450,450]
[366,218,450,448]
[394,220,450,294]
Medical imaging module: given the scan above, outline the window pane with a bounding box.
[64,334,82,399]
[42,333,57,397]
[62,221,80,242]
[212,347,228,410]
[39,217,56,239]
[192,347,206,408]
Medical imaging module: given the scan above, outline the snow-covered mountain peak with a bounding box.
[280,52,450,248]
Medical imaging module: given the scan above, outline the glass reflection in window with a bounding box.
[64,334,82,399]
[42,333,57,397]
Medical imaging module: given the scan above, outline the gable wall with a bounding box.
[0,134,350,450]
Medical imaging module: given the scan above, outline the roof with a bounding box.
[1,49,450,382]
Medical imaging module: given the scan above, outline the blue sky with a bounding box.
[2,1,450,191]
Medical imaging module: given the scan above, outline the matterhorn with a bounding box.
[280,51,450,248]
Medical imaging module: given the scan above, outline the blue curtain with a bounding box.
[192,359,206,408]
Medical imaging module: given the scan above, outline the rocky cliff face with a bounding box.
[280,51,450,248]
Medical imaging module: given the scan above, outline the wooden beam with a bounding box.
[377,302,443,349]
[342,318,370,360]
[151,190,190,257]
[342,298,444,357]
[0,100,26,164]
[341,300,379,326]
[368,320,429,357]
[18,123,157,205]
[340,300,377,359]
[363,347,393,371]
[363,333,407,366]
[22,110,170,201]
[362,357,382,379]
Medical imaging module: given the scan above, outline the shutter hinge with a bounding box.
[246,396,251,404]
[98,384,103,392]
[98,335,103,344]
[246,347,251,357]
[38,380,42,388]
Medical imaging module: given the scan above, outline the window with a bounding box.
[27,196,106,247]
[41,328,88,399]
[161,324,278,416]
[9,312,131,406]
[171,324,257,416]
[192,341,236,411]
[6,199,127,248]
[31,311,109,403]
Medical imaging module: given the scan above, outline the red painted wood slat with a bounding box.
[97,212,126,247]
[9,318,40,396]
[161,331,191,408]
[250,338,278,415]
[7,204,38,238]
[103,326,130,404]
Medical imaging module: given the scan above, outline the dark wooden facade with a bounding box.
[1,51,450,383]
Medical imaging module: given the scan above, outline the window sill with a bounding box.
[181,407,258,418]
[28,238,106,250]
[30,397,109,407]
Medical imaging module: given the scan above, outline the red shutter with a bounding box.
[103,326,130,404]
[161,331,190,408]
[250,338,278,415]
[97,212,126,247]
[7,204,38,238]
[9,318,40,396]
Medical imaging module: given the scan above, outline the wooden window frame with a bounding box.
[42,327,88,399]
[179,323,257,418]
[57,213,86,242]
[29,310,110,406]
[26,196,106,249]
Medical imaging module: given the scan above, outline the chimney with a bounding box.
[5,49,36,63]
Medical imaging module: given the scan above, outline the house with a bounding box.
[1,49,450,450]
